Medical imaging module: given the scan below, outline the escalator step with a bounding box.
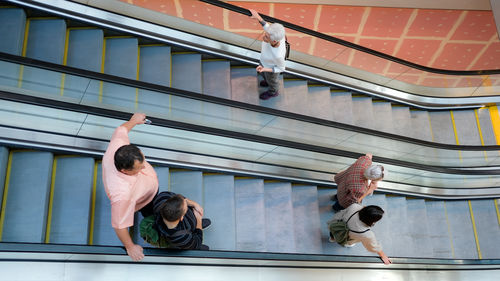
[230,67,259,105]
[64,29,103,101]
[330,91,354,125]
[48,157,94,244]
[425,200,453,258]
[1,151,53,243]
[202,60,231,99]
[292,185,322,254]
[0,8,26,88]
[203,174,236,250]
[469,199,500,259]
[445,200,478,259]
[234,179,266,251]
[308,86,332,120]
[264,182,295,253]
[22,19,66,95]
[172,53,202,94]
[170,170,203,204]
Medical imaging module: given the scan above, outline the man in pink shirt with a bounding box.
[102,113,158,261]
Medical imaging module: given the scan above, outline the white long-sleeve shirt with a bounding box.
[260,23,286,73]
[330,203,383,253]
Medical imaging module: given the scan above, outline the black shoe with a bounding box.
[330,194,338,201]
[260,80,269,87]
[199,244,210,250]
[332,202,343,212]
[259,90,279,100]
[202,218,211,229]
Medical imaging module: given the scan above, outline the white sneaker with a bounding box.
[329,236,335,243]
[343,243,355,248]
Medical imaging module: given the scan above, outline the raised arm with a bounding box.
[121,113,147,132]
[249,9,266,26]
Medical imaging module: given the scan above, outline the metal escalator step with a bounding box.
[292,185,322,254]
[0,146,8,207]
[391,106,412,137]
[203,174,236,250]
[92,163,121,246]
[264,182,295,253]
[281,80,309,116]
[1,151,53,243]
[48,157,94,244]
[351,96,374,129]
[230,67,259,105]
[428,111,455,145]
[308,86,332,120]
[425,200,453,258]
[202,60,231,99]
[22,19,66,95]
[330,91,353,125]
[372,102,394,134]
[234,179,266,251]
[410,110,432,141]
[385,196,413,257]
[101,37,138,109]
[469,199,500,259]
[406,199,433,257]
[172,53,202,93]
[170,170,203,204]
[64,28,103,100]
[0,8,26,88]
[445,200,478,259]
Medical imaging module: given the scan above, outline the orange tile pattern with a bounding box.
[120,0,500,88]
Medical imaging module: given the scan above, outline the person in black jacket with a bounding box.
[153,191,211,250]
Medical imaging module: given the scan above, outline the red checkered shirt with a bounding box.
[334,155,372,208]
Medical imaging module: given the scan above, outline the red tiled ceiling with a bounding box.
[286,35,313,55]
[451,11,497,41]
[313,36,356,59]
[407,10,462,37]
[121,0,177,16]
[350,52,389,74]
[361,7,413,38]
[472,42,500,69]
[317,6,365,34]
[395,39,441,65]
[432,43,486,70]
[178,1,224,29]
[274,4,317,30]
[358,38,398,56]
[227,2,271,30]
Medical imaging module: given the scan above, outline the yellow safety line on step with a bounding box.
[135,47,140,110]
[60,29,70,96]
[99,39,106,103]
[443,201,455,258]
[488,105,500,145]
[468,201,482,259]
[0,151,13,240]
[44,157,58,243]
[495,199,500,226]
[450,111,463,161]
[428,113,435,142]
[17,19,30,88]
[474,109,488,160]
[88,161,98,245]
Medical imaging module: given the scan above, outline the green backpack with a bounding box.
[139,215,170,248]
[328,211,369,246]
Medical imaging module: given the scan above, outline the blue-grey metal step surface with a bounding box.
[0,146,498,260]
[0,5,498,152]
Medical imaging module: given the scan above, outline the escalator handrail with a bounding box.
[2,51,500,154]
[200,0,500,76]
[1,242,500,268]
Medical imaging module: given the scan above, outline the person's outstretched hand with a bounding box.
[126,243,144,261]
[249,9,260,20]
[130,113,146,125]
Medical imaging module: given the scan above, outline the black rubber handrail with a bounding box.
[1,243,499,268]
[2,52,500,153]
[200,0,500,76]
[2,89,500,175]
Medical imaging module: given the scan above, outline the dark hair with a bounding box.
[160,194,186,221]
[359,205,384,226]
[114,144,144,171]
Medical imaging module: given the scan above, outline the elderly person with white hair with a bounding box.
[331,153,385,211]
[249,9,286,100]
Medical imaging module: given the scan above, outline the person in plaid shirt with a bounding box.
[332,153,385,211]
